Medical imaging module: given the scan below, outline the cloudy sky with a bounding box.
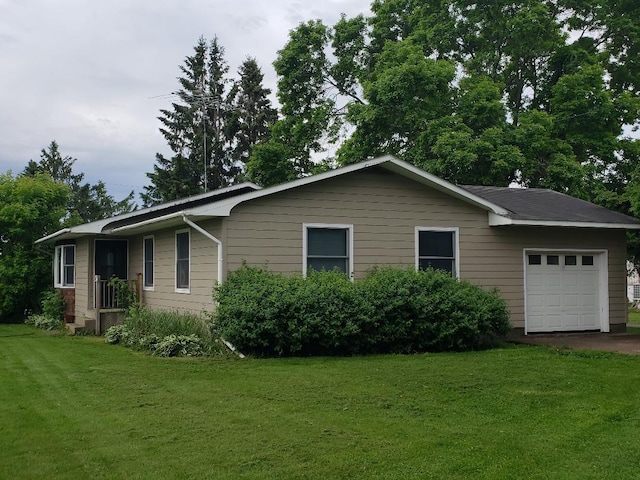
[0,0,372,200]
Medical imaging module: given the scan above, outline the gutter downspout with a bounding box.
[181,214,223,285]
[181,214,245,359]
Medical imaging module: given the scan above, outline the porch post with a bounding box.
[94,275,102,335]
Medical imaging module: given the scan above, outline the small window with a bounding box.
[565,255,577,266]
[547,255,559,265]
[528,255,541,265]
[54,244,75,288]
[175,230,190,292]
[417,229,457,276]
[582,255,594,266]
[634,284,640,301]
[143,236,154,290]
[305,226,351,274]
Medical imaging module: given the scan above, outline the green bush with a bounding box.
[41,291,65,321]
[105,306,224,357]
[26,314,64,331]
[24,290,65,331]
[214,265,510,357]
[153,334,204,357]
[105,324,130,344]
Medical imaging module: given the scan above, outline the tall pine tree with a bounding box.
[227,58,277,172]
[143,37,238,206]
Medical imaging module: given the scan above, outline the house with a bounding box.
[36,155,640,335]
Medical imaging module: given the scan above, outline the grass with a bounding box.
[3,324,640,479]
[628,308,640,325]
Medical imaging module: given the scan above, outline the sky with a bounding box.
[0,0,372,201]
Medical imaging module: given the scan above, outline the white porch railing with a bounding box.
[93,277,139,309]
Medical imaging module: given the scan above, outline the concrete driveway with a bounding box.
[509,330,640,355]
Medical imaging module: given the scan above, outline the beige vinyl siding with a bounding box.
[225,167,628,330]
[74,237,91,320]
[128,219,222,314]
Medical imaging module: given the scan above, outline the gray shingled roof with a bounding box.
[460,185,640,226]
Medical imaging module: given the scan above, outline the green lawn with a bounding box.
[628,308,640,325]
[2,325,640,479]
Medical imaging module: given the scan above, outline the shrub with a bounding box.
[41,290,65,321]
[105,306,224,357]
[214,265,510,357]
[27,314,64,331]
[105,324,130,344]
[24,290,65,331]
[153,334,204,357]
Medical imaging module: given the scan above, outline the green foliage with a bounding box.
[23,141,135,225]
[104,324,130,344]
[143,38,276,205]
[41,290,65,322]
[25,290,65,331]
[107,277,138,312]
[213,266,510,357]
[153,334,204,357]
[0,172,68,323]
[272,1,640,236]
[25,314,64,331]
[104,306,224,357]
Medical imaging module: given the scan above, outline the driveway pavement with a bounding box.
[508,328,640,355]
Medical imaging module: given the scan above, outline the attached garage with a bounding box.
[525,251,607,333]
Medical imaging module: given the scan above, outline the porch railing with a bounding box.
[94,277,139,309]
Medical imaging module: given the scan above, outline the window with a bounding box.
[547,255,559,265]
[565,255,577,266]
[54,244,75,287]
[143,236,154,290]
[528,255,542,265]
[634,285,640,301]
[304,224,353,276]
[416,228,458,277]
[582,255,594,266]
[175,230,190,292]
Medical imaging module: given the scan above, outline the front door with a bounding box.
[95,240,128,281]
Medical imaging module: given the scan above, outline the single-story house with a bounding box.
[36,155,640,335]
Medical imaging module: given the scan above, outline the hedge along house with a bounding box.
[37,156,640,335]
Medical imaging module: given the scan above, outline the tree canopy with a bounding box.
[270,0,639,202]
[23,141,135,225]
[143,38,276,205]
[0,172,68,322]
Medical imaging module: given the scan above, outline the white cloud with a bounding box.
[0,0,372,200]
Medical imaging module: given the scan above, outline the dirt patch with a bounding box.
[508,330,640,355]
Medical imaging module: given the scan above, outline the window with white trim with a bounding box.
[54,244,75,287]
[143,236,154,290]
[304,224,353,276]
[175,230,190,292]
[634,284,640,301]
[416,228,458,277]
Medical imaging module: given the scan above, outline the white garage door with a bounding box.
[526,252,602,333]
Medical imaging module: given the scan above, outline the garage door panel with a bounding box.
[526,252,602,333]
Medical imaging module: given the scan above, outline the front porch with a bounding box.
[64,238,141,334]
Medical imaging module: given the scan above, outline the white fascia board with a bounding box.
[109,211,188,234]
[35,228,72,244]
[489,212,640,229]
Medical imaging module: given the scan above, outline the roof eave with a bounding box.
[489,213,640,229]
[190,155,511,217]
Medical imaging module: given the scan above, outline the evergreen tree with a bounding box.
[23,141,135,225]
[227,58,277,171]
[143,37,240,206]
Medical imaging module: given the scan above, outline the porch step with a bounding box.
[65,323,85,335]
[65,320,96,335]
